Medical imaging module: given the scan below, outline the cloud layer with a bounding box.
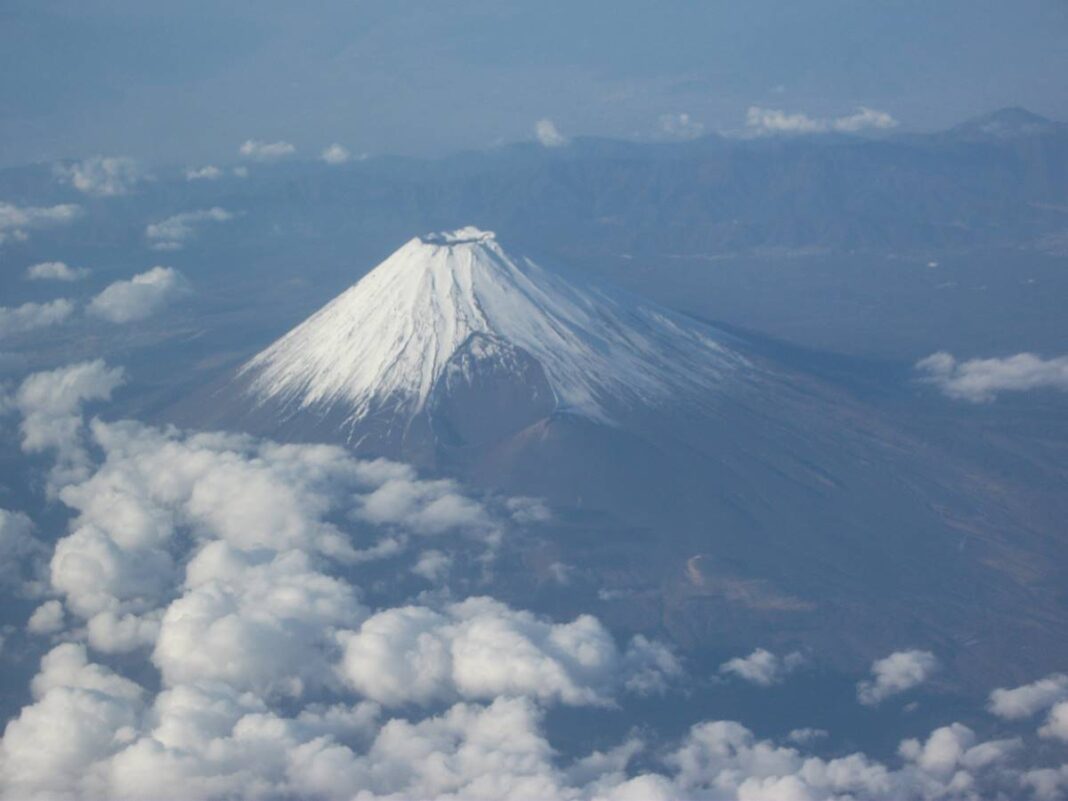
[2,362,1067,801]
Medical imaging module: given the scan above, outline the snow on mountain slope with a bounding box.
[241,226,749,427]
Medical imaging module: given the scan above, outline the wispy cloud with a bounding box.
[659,112,705,140]
[145,207,233,250]
[0,299,74,337]
[745,106,898,136]
[535,118,567,147]
[185,165,223,181]
[0,202,81,245]
[26,261,90,282]
[53,156,141,196]
[239,139,296,161]
[917,351,1068,402]
[321,143,351,164]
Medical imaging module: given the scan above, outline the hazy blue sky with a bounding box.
[2,0,1067,166]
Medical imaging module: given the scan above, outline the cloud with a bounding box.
[53,156,140,196]
[535,118,567,147]
[746,105,898,136]
[145,207,232,250]
[989,673,1068,720]
[411,549,451,582]
[337,597,679,708]
[857,649,939,706]
[25,261,90,281]
[1040,702,1068,742]
[321,144,351,164]
[916,351,1068,402]
[27,600,65,635]
[88,266,188,323]
[185,165,223,181]
[0,508,47,594]
[719,648,805,686]
[0,201,81,245]
[2,372,1058,801]
[659,112,705,140]
[0,299,74,337]
[15,359,125,489]
[239,139,296,161]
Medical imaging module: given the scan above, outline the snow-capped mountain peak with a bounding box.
[240,226,747,430]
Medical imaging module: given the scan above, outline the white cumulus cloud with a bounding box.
[338,597,679,708]
[239,139,296,161]
[857,649,939,706]
[88,266,188,323]
[719,648,805,686]
[917,351,1068,402]
[989,673,1068,720]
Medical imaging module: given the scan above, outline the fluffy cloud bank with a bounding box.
[0,201,81,245]
[917,351,1068,402]
[53,156,141,196]
[1,361,1065,801]
[25,261,90,281]
[746,105,898,136]
[857,649,939,706]
[239,139,296,161]
[88,267,188,323]
[0,299,74,337]
[145,208,232,250]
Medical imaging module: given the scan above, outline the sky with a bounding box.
[2,0,1067,167]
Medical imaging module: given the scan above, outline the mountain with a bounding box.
[949,106,1066,140]
[184,227,1068,688]
[239,226,749,447]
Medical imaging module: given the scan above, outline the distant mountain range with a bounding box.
[2,108,1066,272]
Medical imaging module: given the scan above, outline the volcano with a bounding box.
[186,226,1068,687]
